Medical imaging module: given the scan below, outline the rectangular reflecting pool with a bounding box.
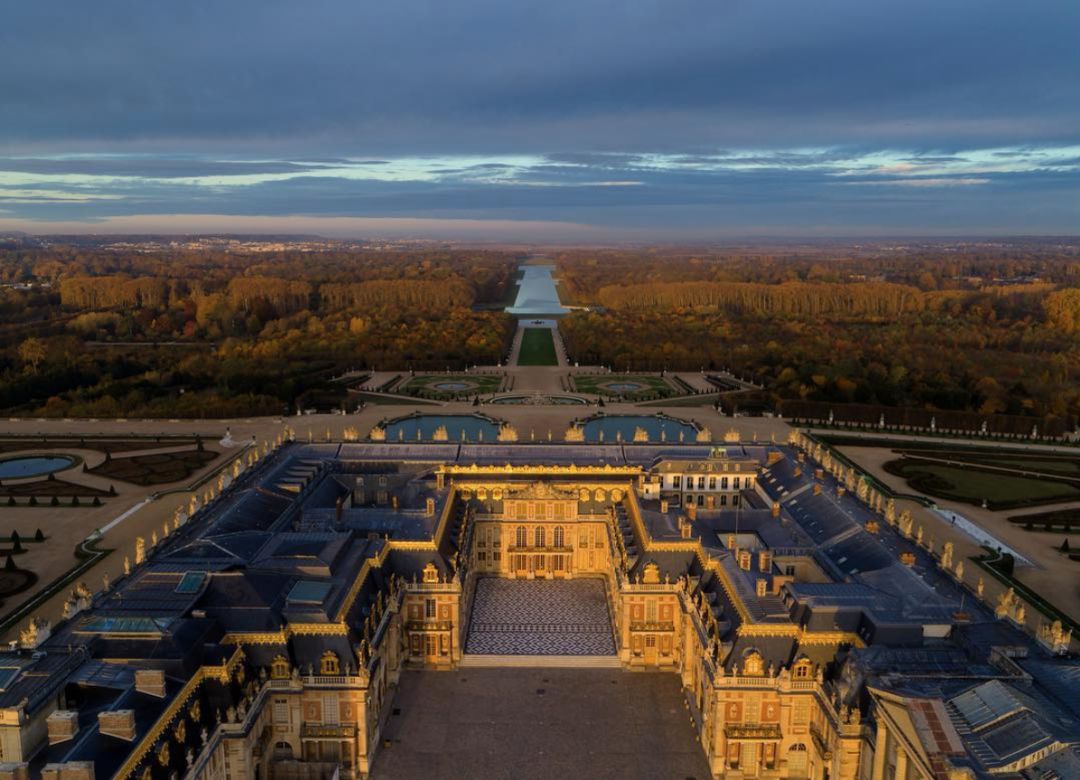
[506,264,568,316]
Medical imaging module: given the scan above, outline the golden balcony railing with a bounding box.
[724,722,783,741]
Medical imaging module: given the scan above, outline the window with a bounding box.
[697,476,705,489]
[733,494,739,507]
[320,651,340,675]
[742,650,764,676]
[425,598,436,619]
[274,698,289,724]
[672,475,682,488]
[534,526,546,547]
[721,476,729,490]
[788,743,808,774]
[709,477,716,490]
[271,655,290,679]
[323,694,339,724]
[516,526,527,548]
[697,494,704,506]
[720,495,727,506]
[793,657,812,678]
[554,526,565,548]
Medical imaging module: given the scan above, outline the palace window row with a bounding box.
[668,475,751,490]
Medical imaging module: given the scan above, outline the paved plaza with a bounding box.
[465,577,616,655]
[372,669,711,780]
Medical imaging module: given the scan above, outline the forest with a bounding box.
[0,247,517,417]
[2,240,1079,428]
[555,245,1080,432]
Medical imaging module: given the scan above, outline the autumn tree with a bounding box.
[18,337,47,373]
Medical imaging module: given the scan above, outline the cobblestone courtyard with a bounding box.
[465,577,616,655]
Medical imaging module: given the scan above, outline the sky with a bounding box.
[1,0,1079,240]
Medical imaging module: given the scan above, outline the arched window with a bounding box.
[271,655,290,679]
[516,526,527,548]
[554,526,565,548]
[788,743,808,773]
[320,651,340,675]
[742,649,764,676]
[534,526,546,547]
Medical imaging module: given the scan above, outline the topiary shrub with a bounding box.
[92,497,101,506]
[34,528,44,542]
[4,556,13,570]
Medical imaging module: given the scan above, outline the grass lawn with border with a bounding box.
[572,374,682,401]
[397,374,503,399]
[517,328,558,366]
[883,457,1080,510]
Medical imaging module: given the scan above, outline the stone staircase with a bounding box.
[458,654,621,668]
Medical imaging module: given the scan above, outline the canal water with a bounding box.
[506,264,569,316]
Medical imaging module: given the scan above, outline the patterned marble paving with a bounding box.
[465,578,616,655]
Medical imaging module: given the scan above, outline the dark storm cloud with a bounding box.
[1,0,1078,234]
[2,0,1078,154]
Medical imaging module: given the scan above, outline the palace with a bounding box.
[0,437,1077,779]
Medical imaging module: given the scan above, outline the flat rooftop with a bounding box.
[372,669,711,780]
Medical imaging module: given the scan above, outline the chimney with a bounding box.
[98,710,136,741]
[46,711,79,745]
[686,503,697,522]
[814,468,824,480]
[660,499,669,513]
[426,497,436,516]
[812,484,822,496]
[759,551,772,572]
[756,579,768,597]
[0,764,29,780]
[41,764,93,780]
[679,516,692,539]
[739,550,752,571]
[436,471,445,490]
[771,501,781,518]
[135,669,166,698]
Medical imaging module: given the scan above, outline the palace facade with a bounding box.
[0,437,1076,779]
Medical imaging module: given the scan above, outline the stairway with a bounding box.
[458,654,621,668]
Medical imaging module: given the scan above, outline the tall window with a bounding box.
[516,526,527,548]
[425,598,436,618]
[534,526,546,547]
[709,476,716,490]
[721,476,729,490]
[697,476,706,489]
[554,526,565,548]
[672,475,682,488]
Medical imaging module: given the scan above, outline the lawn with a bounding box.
[397,374,503,399]
[572,374,680,401]
[883,457,1080,510]
[517,328,558,366]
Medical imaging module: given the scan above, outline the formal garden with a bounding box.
[571,374,683,401]
[395,373,504,400]
[882,456,1080,510]
[87,447,219,486]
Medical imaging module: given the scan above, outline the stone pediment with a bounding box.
[506,481,579,501]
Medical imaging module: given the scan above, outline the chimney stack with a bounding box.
[135,669,166,698]
[46,711,79,745]
[98,710,136,741]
